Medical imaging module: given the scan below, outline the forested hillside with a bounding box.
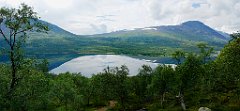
[0,34,240,111]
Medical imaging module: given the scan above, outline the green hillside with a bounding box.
[0,21,230,69]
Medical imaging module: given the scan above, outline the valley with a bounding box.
[0,20,230,69]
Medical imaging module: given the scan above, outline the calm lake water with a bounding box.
[50,55,164,77]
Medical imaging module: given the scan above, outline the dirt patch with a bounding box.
[96,100,117,111]
[96,107,108,111]
[109,100,117,108]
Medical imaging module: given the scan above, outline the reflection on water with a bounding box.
[50,55,160,77]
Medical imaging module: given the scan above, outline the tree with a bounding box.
[91,66,130,110]
[114,65,129,111]
[12,69,50,110]
[71,74,90,109]
[230,31,240,40]
[172,50,185,65]
[36,59,49,75]
[149,65,175,108]
[176,53,203,110]
[50,73,78,110]
[85,78,95,106]
[0,4,48,96]
[197,43,213,63]
[0,58,53,110]
[136,65,153,99]
[90,69,117,106]
[215,37,240,102]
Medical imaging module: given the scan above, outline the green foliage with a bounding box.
[0,64,52,110]
[230,31,240,40]
[36,59,49,74]
[0,39,240,110]
[172,50,185,64]
[149,65,176,108]
[0,4,239,111]
[197,43,214,63]
[175,53,203,109]
[90,65,130,110]
[216,38,240,82]
[0,4,49,102]
[12,70,50,110]
[213,38,240,108]
[134,65,153,99]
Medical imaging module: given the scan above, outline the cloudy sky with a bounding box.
[0,0,239,35]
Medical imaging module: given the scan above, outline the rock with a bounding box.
[198,107,211,111]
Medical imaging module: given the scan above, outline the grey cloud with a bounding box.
[96,15,116,18]
[96,15,116,22]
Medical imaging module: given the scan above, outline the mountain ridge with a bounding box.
[0,20,230,68]
[91,21,229,40]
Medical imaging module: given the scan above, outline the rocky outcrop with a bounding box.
[198,107,211,111]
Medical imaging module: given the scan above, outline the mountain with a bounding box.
[39,20,76,36]
[91,21,230,40]
[88,21,229,51]
[154,21,229,40]
[0,20,230,68]
[0,20,83,68]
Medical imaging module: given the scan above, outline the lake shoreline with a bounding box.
[50,55,177,77]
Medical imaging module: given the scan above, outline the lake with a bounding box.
[50,55,171,77]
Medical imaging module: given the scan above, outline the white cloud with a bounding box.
[146,0,240,33]
[0,0,239,35]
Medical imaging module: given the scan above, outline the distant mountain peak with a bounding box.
[181,21,206,27]
[178,21,229,40]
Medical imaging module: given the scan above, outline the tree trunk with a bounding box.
[87,97,90,106]
[180,98,186,110]
[160,92,165,108]
[120,95,126,111]
[8,48,17,96]
[178,91,186,111]
[87,85,94,106]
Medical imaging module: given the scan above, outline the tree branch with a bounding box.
[9,28,13,46]
[15,28,30,35]
[13,32,16,47]
[0,27,11,46]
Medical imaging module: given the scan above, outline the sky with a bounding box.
[0,0,239,35]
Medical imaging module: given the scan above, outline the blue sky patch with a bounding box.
[192,3,201,8]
